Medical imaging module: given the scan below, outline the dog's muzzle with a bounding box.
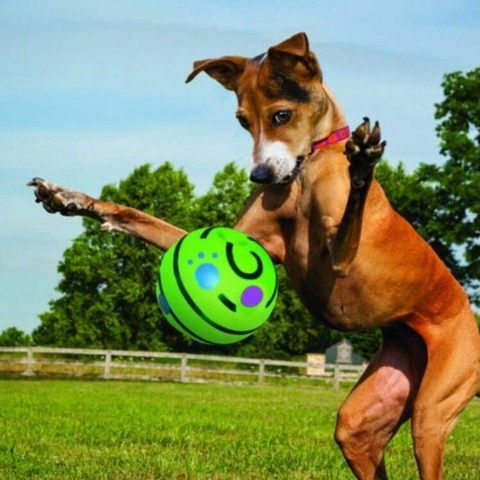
[250,156,306,185]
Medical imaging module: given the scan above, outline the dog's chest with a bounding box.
[283,196,382,327]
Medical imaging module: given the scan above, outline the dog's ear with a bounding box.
[270,32,310,58]
[185,56,247,91]
[268,32,321,80]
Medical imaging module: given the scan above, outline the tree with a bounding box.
[191,162,254,228]
[0,327,32,347]
[416,68,480,305]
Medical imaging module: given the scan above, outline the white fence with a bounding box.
[0,347,365,390]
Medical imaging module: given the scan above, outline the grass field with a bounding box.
[0,379,478,479]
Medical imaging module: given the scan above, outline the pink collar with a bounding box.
[309,126,350,155]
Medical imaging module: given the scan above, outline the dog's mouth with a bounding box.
[280,156,305,184]
[250,155,306,185]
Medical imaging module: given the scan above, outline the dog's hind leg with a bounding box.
[407,305,480,479]
[335,324,427,480]
[329,117,386,277]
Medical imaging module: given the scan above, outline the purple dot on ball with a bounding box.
[241,286,263,307]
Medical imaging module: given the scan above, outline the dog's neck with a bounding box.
[310,84,349,153]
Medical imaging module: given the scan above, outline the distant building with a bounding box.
[325,339,365,365]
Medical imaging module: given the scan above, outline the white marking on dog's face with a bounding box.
[252,139,299,183]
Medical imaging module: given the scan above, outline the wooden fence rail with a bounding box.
[0,347,365,389]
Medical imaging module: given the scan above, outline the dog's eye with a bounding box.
[272,110,292,126]
[236,115,250,130]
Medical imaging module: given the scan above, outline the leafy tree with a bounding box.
[0,327,32,347]
[416,68,480,304]
[191,162,254,228]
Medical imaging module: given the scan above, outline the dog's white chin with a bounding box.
[252,140,302,184]
[279,156,305,183]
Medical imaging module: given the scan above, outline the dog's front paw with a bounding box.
[27,178,91,216]
[344,117,386,187]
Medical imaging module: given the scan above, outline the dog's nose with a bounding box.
[250,164,274,184]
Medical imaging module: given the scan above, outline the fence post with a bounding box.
[258,359,266,385]
[23,347,34,376]
[103,350,112,379]
[180,353,188,383]
[333,363,341,391]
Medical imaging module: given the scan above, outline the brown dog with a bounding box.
[29,33,479,479]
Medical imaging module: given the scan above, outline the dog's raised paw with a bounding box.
[27,178,88,216]
[344,117,387,187]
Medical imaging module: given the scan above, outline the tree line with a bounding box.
[2,68,479,360]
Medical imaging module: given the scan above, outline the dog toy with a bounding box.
[156,227,278,344]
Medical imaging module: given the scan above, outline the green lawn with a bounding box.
[0,379,478,479]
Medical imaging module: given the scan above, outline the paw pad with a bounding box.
[188,253,220,290]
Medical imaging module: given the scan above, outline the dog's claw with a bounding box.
[367,121,381,146]
[352,117,371,143]
[28,178,51,203]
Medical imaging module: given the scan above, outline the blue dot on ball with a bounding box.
[195,263,220,290]
[158,294,171,314]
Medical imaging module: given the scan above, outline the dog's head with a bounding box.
[186,33,335,184]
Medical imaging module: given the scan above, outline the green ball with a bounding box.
[156,227,278,344]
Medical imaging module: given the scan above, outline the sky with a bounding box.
[1,0,479,334]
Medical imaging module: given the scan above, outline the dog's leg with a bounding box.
[335,325,426,480]
[408,305,480,479]
[27,178,187,250]
[329,118,386,277]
